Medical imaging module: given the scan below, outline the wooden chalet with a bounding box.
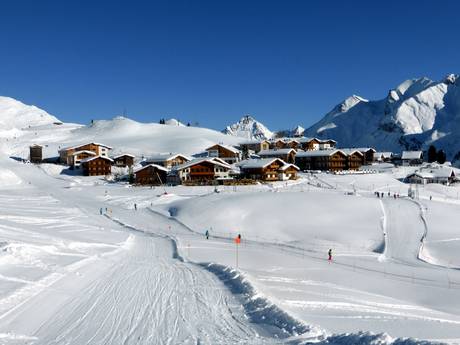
[173,158,233,184]
[295,150,347,171]
[258,148,296,164]
[238,158,297,181]
[113,154,135,167]
[402,151,423,166]
[374,152,393,162]
[341,149,364,170]
[239,140,270,154]
[270,139,287,150]
[29,145,43,163]
[59,142,112,166]
[355,148,376,164]
[298,138,337,151]
[278,163,300,180]
[81,156,113,176]
[205,144,241,164]
[69,150,97,169]
[145,153,190,169]
[134,164,168,185]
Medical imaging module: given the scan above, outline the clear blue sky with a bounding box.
[0,0,459,131]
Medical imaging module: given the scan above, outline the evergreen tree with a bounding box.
[427,145,437,163]
[436,149,447,164]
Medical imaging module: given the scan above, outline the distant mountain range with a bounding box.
[223,74,460,162]
[304,74,460,160]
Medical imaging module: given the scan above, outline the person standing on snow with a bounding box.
[328,248,332,262]
[134,203,137,211]
[99,207,103,215]
[205,230,209,240]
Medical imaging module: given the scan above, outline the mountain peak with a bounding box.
[222,115,273,140]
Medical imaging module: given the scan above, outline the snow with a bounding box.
[1,96,460,343]
[304,74,460,164]
[223,115,274,140]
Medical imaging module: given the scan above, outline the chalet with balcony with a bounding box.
[239,140,270,154]
[145,153,191,169]
[238,158,298,181]
[59,142,112,166]
[113,154,135,167]
[205,144,241,164]
[341,149,365,170]
[134,164,168,185]
[295,150,347,171]
[69,150,97,169]
[81,156,113,176]
[173,158,233,184]
[298,138,337,151]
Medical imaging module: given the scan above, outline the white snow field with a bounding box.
[1,99,460,344]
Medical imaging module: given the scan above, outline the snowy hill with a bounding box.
[222,115,273,140]
[0,96,61,138]
[1,108,242,158]
[164,118,185,126]
[304,74,460,161]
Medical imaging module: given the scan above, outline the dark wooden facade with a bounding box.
[29,145,43,163]
[239,140,270,154]
[81,157,112,176]
[114,155,135,167]
[347,151,364,170]
[205,144,240,163]
[240,159,285,181]
[295,151,347,171]
[135,165,167,185]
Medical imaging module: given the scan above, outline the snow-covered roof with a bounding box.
[238,158,286,169]
[71,150,97,156]
[205,144,240,154]
[113,154,135,159]
[279,163,300,171]
[134,163,169,174]
[238,139,269,145]
[174,158,232,171]
[80,156,114,164]
[59,142,113,152]
[146,153,191,163]
[340,148,364,156]
[258,148,295,156]
[408,166,455,179]
[374,151,393,159]
[352,147,376,153]
[296,149,342,158]
[296,137,337,144]
[402,151,423,160]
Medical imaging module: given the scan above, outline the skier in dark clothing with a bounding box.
[134,203,137,211]
[328,248,332,262]
[205,230,209,240]
[99,207,103,215]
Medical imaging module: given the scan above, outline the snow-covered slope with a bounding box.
[222,115,273,140]
[165,118,185,126]
[0,96,61,138]
[292,125,305,137]
[305,74,460,161]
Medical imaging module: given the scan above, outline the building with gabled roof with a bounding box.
[238,158,299,181]
[205,144,241,164]
[402,151,423,166]
[258,148,296,164]
[145,153,191,169]
[134,164,168,185]
[81,156,113,176]
[172,158,233,184]
[59,142,112,165]
[113,154,135,167]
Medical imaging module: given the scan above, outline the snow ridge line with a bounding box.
[200,262,322,342]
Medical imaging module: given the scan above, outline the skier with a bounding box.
[99,207,103,215]
[430,195,432,201]
[328,248,332,262]
[134,203,137,211]
[238,233,241,242]
[205,230,209,240]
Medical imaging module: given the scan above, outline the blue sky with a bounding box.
[0,0,459,131]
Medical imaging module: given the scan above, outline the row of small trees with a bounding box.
[427,145,447,164]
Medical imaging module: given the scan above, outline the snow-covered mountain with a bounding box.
[165,118,185,126]
[291,125,305,137]
[222,115,273,140]
[304,74,460,160]
[0,96,61,138]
